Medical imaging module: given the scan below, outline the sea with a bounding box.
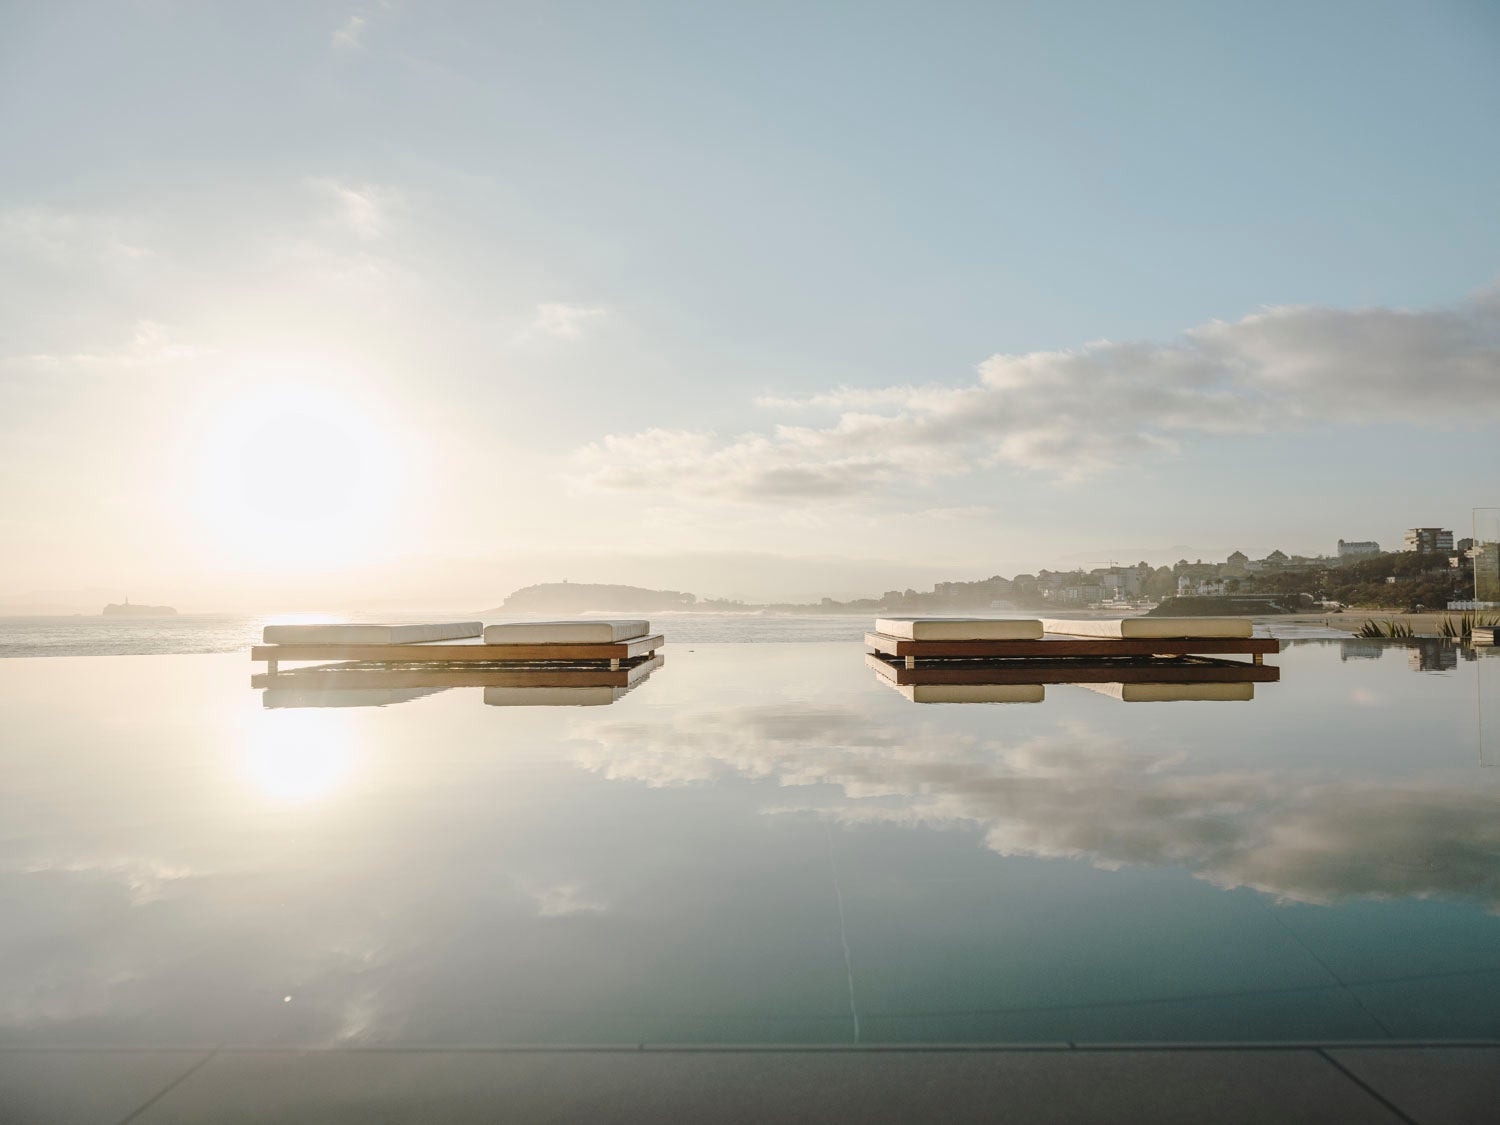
[0,612,878,658]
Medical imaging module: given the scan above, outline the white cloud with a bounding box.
[332,2,396,51]
[332,13,367,51]
[4,320,207,373]
[311,178,399,240]
[575,291,1500,500]
[529,301,607,340]
[519,881,608,917]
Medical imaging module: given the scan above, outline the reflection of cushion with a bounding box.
[483,620,650,644]
[262,622,481,644]
[875,618,1043,641]
[263,687,446,709]
[1042,617,1252,639]
[483,686,618,706]
[897,683,1045,704]
[1076,682,1255,702]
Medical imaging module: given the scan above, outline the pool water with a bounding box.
[2,640,1498,1046]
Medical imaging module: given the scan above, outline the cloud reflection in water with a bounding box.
[570,702,1500,910]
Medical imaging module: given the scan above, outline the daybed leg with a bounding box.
[904,655,916,669]
[1253,653,1264,665]
[610,657,620,671]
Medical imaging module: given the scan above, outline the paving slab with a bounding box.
[0,1049,211,1125]
[131,1048,1404,1124]
[1327,1047,1500,1125]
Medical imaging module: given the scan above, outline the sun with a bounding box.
[185,363,406,572]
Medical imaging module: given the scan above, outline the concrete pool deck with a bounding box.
[5,1042,1497,1124]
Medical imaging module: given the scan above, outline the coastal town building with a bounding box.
[1337,539,1380,559]
[1404,527,1454,554]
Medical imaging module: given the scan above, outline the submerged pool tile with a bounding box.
[1346,968,1500,1040]
[131,1048,1409,1125]
[1067,985,1388,1044]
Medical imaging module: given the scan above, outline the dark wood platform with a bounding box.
[251,633,664,671]
[866,652,1281,686]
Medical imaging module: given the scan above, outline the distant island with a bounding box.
[102,599,177,617]
[489,583,699,614]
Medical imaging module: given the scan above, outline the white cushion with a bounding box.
[876,617,1043,641]
[1076,682,1255,702]
[895,683,1045,704]
[263,622,481,644]
[483,686,619,706]
[483,620,650,644]
[1042,617,1252,639]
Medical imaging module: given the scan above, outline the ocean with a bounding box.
[0,612,878,658]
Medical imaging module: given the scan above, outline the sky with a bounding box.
[2,0,1498,611]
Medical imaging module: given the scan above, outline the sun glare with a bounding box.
[240,710,359,804]
[186,368,405,572]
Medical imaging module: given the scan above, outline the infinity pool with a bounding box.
[3,640,1498,1046]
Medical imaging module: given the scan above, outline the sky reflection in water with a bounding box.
[2,641,1498,1047]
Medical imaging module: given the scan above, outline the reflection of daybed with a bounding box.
[253,653,665,704]
[878,680,1045,704]
[867,652,1277,689]
[1072,681,1256,703]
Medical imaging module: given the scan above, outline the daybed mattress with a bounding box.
[262,622,482,644]
[875,617,1043,641]
[1041,617,1252,639]
[482,620,650,644]
[894,683,1045,704]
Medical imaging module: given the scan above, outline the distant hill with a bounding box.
[489,583,697,614]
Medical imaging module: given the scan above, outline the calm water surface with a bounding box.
[2,640,1498,1046]
[0,613,874,657]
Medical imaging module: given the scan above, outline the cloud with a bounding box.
[332,14,367,50]
[331,2,396,51]
[529,302,607,340]
[311,178,399,240]
[0,206,151,266]
[573,291,1500,500]
[3,320,207,373]
[519,881,608,917]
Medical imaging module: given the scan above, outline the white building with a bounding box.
[1337,539,1380,558]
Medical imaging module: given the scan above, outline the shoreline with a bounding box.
[1256,611,1488,635]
